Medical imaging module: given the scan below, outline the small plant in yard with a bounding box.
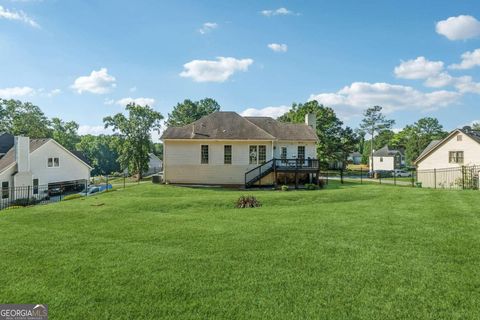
[281,185,289,191]
[235,195,261,208]
[305,183,317,190]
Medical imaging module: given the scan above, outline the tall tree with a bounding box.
[359,106,395,171]
[166,98,220,127]
[51,117,80,150]
[278,101,357,168]
[76,134,122,176]
[103,103,163,179]
[394,117,447,165]
[0,99,51,138]
[472,122,480,131]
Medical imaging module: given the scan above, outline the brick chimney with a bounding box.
[305,113,316,130]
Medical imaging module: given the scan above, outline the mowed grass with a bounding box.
[0,183,480,319]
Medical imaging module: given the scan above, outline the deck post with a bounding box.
[295,171,298,189]
[273,159,277,188]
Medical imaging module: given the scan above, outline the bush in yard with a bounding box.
[318,179,325,189]
[63,194,82,201]
[281,185,289,191]
[305,183,317,190]
[235,196,261,208]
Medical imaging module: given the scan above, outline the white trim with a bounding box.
[33,139,93,170]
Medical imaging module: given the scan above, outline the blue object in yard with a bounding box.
[98,184,112,192]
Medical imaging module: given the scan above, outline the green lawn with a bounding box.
[1,183,479,319]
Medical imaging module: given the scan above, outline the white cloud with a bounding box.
[78,125,113,136]
[0,86,36,98]
[71,68,116,94]
[116,97,155,106]
[394,57,444,79]
[309,82,461,115]
[454,76,480,94]
[436,15,480,40]
[45,88,61,97]
[198,22,218,34]
[267,43,288,52]
[449,48,480,70]
[179,57,253,82]
[0,5,39,28]
[261,7,295,17]
[103,98,115,105]
[241,105,291,118]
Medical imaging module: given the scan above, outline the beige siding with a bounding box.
[417,132,480,170]
[273,141,317,159]
[164,140,274,184]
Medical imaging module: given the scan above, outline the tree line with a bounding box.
[1,97,478,177]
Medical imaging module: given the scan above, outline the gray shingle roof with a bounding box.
[245,117,318,141]
[0,138,50,172]
[417,140,441,160]
[372,145,403,157]
[161,111,318,141]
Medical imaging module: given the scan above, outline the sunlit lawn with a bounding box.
[0,182,479,319]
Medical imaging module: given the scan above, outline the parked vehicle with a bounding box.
[78,184,112,196]
[393,169,412,177]
[48,187,63,196]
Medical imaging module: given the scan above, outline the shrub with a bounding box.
[318,179,325,189]
[5,205,23,210]
[235,195,261,208]
[305,183,317,190]
[63,194,82,201]
[281,185,289,191]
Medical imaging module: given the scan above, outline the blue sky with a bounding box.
[0,0,479,140]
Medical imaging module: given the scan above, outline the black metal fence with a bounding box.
[320,165,480,190]
[319,168,416,187]
[0,180,89,210]
[416,165,479,190]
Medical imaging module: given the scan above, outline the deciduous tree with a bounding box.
[166,98,220,127]
[103,103,163,180]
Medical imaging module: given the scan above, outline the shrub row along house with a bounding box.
[161,111,320,187]
[0,133,92,203]
[414,127,480,188]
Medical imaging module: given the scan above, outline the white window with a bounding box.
[281,147,287,160]
[457,135,462,141]
[48,157,60,167]
[224,145,232,164]
[2,181,8,199]
[449,151,464,163]
[380,157,383,162]
[297,146,305,159]
[249,145,267,164]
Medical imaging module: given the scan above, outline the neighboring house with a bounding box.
[145,153,162,175]
[0,134,92,200]
[161,111,319,186]
[369,145,405,171]
[414,127,480,188]
[348,152,362,165]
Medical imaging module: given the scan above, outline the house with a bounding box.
[415,127,480,170]
[414,127,480,188]
[0,134,92,201]
[145,153,162,175]
[369,145,405,171]
[161,111,319,186]
[348,152,362,165]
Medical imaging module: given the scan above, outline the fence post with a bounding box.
[106,174,109,192]
[411,170,415,187]
[340,169,344,184]
[393,171,396,186]
[60,183,63,201]
[462,166,465,190]
[434,168,437,189]
[360,167,363,184]
[379,172,382,184]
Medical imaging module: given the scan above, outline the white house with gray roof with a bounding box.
[161,111,319,186]
[414,127,480,188]
[369,145,405,171]
[0,133,92,201]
